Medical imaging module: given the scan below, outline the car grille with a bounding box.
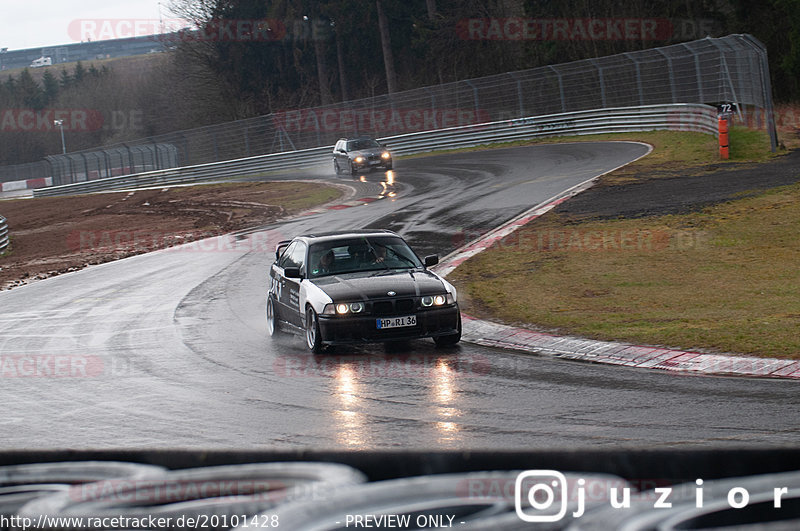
[371,298,415,316]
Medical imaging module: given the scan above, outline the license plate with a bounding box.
[369,160,381,165]
[377,315,416,329]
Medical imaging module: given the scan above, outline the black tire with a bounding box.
[385,162,393,170]
[434,314,461,347]
[306,307,324,353]
[349,160,358,175]
[266,296,280,336]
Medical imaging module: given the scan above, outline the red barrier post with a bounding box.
[719,117,729,159]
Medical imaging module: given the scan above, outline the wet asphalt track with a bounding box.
[0,142,798,450]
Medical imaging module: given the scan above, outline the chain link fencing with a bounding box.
[0,34,776,187]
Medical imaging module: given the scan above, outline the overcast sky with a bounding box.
[1,0,181,51]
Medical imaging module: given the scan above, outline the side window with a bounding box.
[277,242,297,269]
[281,241,307,270]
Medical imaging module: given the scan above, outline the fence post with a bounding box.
[464,80,481,119]
[547,66,566,112]
[508,72,525,119]
[655,48,677,104]
[623,53,644,106]
[590,59,607,109]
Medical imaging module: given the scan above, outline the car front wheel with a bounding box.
[434,315,461,347]
[306,307,324,353]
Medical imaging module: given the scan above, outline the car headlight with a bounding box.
[381,151,391,159]
[354,156,365,164]
[422,295,449,307]
[334,302,365,315]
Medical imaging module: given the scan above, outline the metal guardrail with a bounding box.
[34,104,717,198]
[0,214,8,254]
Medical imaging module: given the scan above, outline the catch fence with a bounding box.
[1,34,776,186]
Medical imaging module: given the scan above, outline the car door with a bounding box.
[333,140,346,170]
[276,240,307,327]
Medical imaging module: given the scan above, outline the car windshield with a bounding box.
[347,139,382,151]
[308,236,422,278]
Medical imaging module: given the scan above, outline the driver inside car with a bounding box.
[316,250,336,275]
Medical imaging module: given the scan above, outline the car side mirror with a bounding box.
[275,242,290,261]
[284,267,302,279]
[424,255,439,267]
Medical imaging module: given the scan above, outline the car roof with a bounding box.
[294,230,398,244]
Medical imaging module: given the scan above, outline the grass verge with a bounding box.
[449,129,800,359]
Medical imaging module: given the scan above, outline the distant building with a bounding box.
[0,33,175,71]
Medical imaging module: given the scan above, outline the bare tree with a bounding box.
[426,0,437,20]
[376,0,398,94]
[333,22,350,101]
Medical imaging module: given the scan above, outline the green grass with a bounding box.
[449,129,800,359]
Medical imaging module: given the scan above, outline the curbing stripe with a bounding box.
[459,315,800,379]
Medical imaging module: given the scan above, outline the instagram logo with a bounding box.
[515,470,570,522]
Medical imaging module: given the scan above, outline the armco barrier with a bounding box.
[34,104,717,198]
[0,214,8,254]
[0,177,53,193]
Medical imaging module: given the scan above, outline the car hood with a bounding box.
[312,269,445,300]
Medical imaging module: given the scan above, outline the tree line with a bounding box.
[2,0,800,166]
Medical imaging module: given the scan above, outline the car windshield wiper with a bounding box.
[391,251,419,268]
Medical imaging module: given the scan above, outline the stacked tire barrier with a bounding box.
[0,214,8,255]
[34,103,718,198]
[4,459,799,530]
[15,462,366,530]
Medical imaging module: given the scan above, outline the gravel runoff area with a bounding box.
[0,182,343,290]
[551,148,800,221]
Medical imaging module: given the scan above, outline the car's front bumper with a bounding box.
[318,305,460,345]
[352,158,392,171]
